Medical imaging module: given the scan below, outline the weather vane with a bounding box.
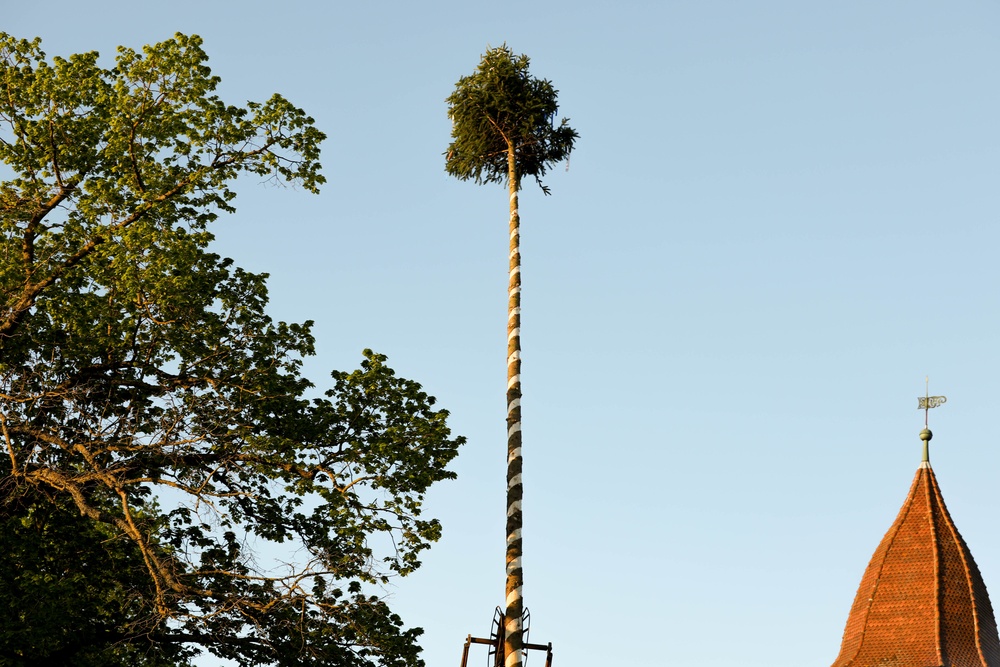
[917,376,947,428]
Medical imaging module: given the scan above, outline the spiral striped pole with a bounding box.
[504,147,524,667]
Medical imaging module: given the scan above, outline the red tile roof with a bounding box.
[831,462,1000,667]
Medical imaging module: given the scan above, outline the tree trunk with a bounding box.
[504,144,524,667]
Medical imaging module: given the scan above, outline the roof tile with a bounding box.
[831,465,1000,667]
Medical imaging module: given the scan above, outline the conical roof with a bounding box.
[831,431,1000,667]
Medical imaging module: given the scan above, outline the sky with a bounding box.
[7,2,1000,666]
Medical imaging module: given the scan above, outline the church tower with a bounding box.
[830,427,1000,667]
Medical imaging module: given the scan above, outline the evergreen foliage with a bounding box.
[445,45,578,193]
[0,32,463,666]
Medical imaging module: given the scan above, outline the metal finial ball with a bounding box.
[920,428,933,442]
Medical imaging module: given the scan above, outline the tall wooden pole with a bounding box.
[504,145,524,667]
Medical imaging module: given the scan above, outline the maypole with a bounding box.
[446,44,577,667]
[505,148,524,667]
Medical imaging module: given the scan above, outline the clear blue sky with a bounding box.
[8,2,1000,666]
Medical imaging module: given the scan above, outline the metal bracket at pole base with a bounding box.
[459,607,552,667]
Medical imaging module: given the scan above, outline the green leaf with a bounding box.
[445,44,578,193]
[0,31,461,667]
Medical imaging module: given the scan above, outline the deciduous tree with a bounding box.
[445,45,577,667]
[0,32,463,666]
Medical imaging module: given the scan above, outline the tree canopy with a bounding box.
[445,45,578,193]
[0,32,463,666]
